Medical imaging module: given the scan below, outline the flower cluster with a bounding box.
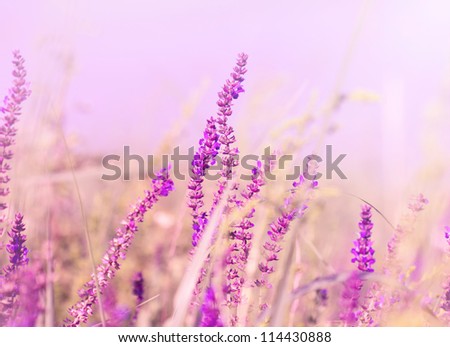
[65,169,173,326]
[351,205,375,272]
[0,51,31,234]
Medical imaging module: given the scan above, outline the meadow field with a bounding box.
[0,0,449,327]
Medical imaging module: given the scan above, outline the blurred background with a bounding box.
[0,0,449,326]
[0,0,448,192]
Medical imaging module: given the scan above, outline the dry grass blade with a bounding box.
[59,128,106,327]
[269,221,300,326]
[345,192,396,231]
[136,294,160,308]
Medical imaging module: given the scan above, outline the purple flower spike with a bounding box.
[3,213,28,277]
[351,205,375,273]
[65,168,173,327]
[0,213,31,326]
[211,53,248,207]
[188,53,248,249]
[200,286,223,327]
[256,175,318,289]
[256,210,296,289]
[223,164,264,316]
[0,51,31,234]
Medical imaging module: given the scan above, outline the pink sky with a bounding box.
[1,0,449,166]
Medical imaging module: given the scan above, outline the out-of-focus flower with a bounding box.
[65,169,173,327]
[441,227,450,314]
[0,275,16,326]
[256,210,296,283]
[441,279,450,313]
[315,289,328,307]
[200,286,223,327]
[359,281,385,327]
[3,213,28,276]
[445,226,450,247]
[132,272,145,323]
[13,269,41,327]
[407,193,429,212]
[385,194,428,275]
[102,285,131,327]
[0,262,43,327]
[340,272,363,326]
[351,205,375,273]
[132,272,144,304]
[256,175,317,288]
